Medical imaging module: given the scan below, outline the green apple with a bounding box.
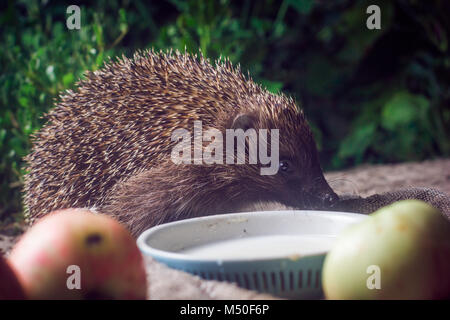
[322,200,450,299]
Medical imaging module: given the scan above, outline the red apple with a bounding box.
[0,254,25,299]
[8,209,147,299]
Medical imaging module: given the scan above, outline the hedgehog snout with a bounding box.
[319,190,339,207]
[300,174,339,209]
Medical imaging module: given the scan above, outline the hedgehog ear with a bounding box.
[231,114,255,131]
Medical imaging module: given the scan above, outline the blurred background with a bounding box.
[1,0,449,224]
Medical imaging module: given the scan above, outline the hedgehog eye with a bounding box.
[278,160,292,174]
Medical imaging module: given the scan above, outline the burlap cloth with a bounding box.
[145,159,450,299]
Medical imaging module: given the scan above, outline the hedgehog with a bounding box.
[24,49,338,237]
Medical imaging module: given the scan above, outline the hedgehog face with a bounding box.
[225,105,338,210]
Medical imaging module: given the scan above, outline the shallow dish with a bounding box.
[137,210,366,299]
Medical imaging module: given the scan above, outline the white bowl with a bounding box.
[137,210,366,299]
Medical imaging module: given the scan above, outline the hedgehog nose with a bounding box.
[320,191,339,207]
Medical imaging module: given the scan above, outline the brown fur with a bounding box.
[24,50,337,236]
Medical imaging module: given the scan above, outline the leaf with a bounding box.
[258,79,283,93]
[381,91,429,131]
[46,65,56,82]
[338,123,376,161]
[119,8,128,33]
[0,129,6,148]
[18,97,29,107]
[288,0,315,15]
[63,73,74,87]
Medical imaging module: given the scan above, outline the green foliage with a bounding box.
[0,0,119,222]
[0,0,449,223]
